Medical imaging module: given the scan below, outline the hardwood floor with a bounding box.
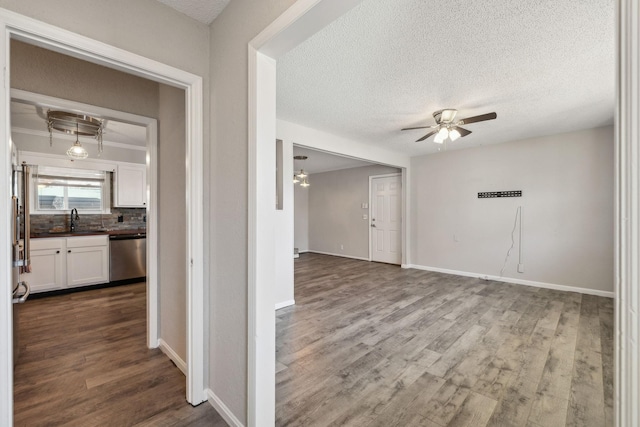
[276,253,613,426]
[13,283,227,427]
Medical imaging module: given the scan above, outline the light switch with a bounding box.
[362,215,368,220]
[361,203,368,209]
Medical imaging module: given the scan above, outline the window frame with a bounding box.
[31,166,111,215]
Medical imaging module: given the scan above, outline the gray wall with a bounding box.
[309,165,400,259]
[209,0,297,421]
[6,4,205,370]
[158,85,187,361]
[410,126,614,293]
[294,183,309,252]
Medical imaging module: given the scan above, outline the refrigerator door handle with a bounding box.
[12,281,30,304]
[21,163,31,273]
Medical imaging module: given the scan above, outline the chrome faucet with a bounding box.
[70,208,79,232]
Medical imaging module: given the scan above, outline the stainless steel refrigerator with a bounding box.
[11,153,31,366]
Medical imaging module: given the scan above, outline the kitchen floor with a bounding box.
[13,283,227,426]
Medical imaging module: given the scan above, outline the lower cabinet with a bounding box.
[27,236,109,293]
[27,238,65,293]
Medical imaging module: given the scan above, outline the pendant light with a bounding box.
[66,122,89,159]
[293,155,310,187]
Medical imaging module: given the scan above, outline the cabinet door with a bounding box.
[66,245,109,287]
[115,164,146,207]
[24,248,65,293]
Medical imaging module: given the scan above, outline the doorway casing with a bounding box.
[0,8,206,425]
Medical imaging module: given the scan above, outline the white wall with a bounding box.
[309,165,400,259]
[410,126,614,294]
[294,183,309,252]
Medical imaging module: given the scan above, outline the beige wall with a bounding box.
[158,85,187,361]
[209,0,297,421]
[11,41,159,118]
[308,165,400,259]
[410,126,614,293]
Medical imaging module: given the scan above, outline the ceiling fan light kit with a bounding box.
[402,108,497,144]
[293,155,310,187]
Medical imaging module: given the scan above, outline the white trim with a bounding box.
[405,264,615,299]
[616,1,639,425]
[158,338,187,375]
[368,173,402,264]
[19,150,144,169]
[207,389,245,427]
[307,250,369,262]
[275,300,295,310]
[0,8,206,422]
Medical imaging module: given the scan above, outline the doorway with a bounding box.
[369,174,402,265]
[0,12,206,424]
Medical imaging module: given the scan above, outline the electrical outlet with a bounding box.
[117,215,124,223]
[517,263,525,273]
[340,244,344,250]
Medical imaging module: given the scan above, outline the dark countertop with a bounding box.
[32,228,146,239]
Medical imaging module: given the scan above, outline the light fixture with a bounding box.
[293,155,310,187]
[66,124,89,159]
[434,127,449,144]
[449,128,461,141]
[47,110,104,159]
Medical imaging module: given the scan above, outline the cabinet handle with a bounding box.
[68,250,71,253]
[56,250,60,254]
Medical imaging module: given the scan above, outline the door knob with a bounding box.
[371,224,376,228]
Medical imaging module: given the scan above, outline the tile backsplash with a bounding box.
[30,208,146,234]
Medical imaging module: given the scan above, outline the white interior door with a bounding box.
[370,174,402,264]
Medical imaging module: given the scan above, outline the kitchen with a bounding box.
[9,38,192,420]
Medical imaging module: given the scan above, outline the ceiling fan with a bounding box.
[402,109,497,143]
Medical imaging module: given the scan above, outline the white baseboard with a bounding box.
[405,264,614,298]
[158,339,187,375]
[297,249,309,253]
[207,389,244,427]
[275,299,295,310]
[308,250,369,262]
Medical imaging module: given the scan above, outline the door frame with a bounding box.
[0,8,206,424]
[368,173,402,264]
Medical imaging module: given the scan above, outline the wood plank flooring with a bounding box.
[276,253,613,427]
[13,283,227,427]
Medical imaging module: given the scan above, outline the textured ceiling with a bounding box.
[155,0,231,24]
[277,0,615,157]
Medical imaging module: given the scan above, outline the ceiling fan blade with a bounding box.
[453,126,472,137]
[458,112,497,125]
[416,130,437,142]
[401,125,437,131]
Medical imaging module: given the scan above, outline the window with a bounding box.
[33,166,110,214]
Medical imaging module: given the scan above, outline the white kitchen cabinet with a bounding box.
[114,163,146,207]
[26,235,109,293]
[66,236,109,288]
[26,238,66,293]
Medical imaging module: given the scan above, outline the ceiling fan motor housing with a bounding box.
[433,109,458,124]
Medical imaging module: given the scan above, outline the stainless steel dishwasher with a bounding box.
[109,234,146,281]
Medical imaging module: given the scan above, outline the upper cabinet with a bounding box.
[114,163,147,208]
